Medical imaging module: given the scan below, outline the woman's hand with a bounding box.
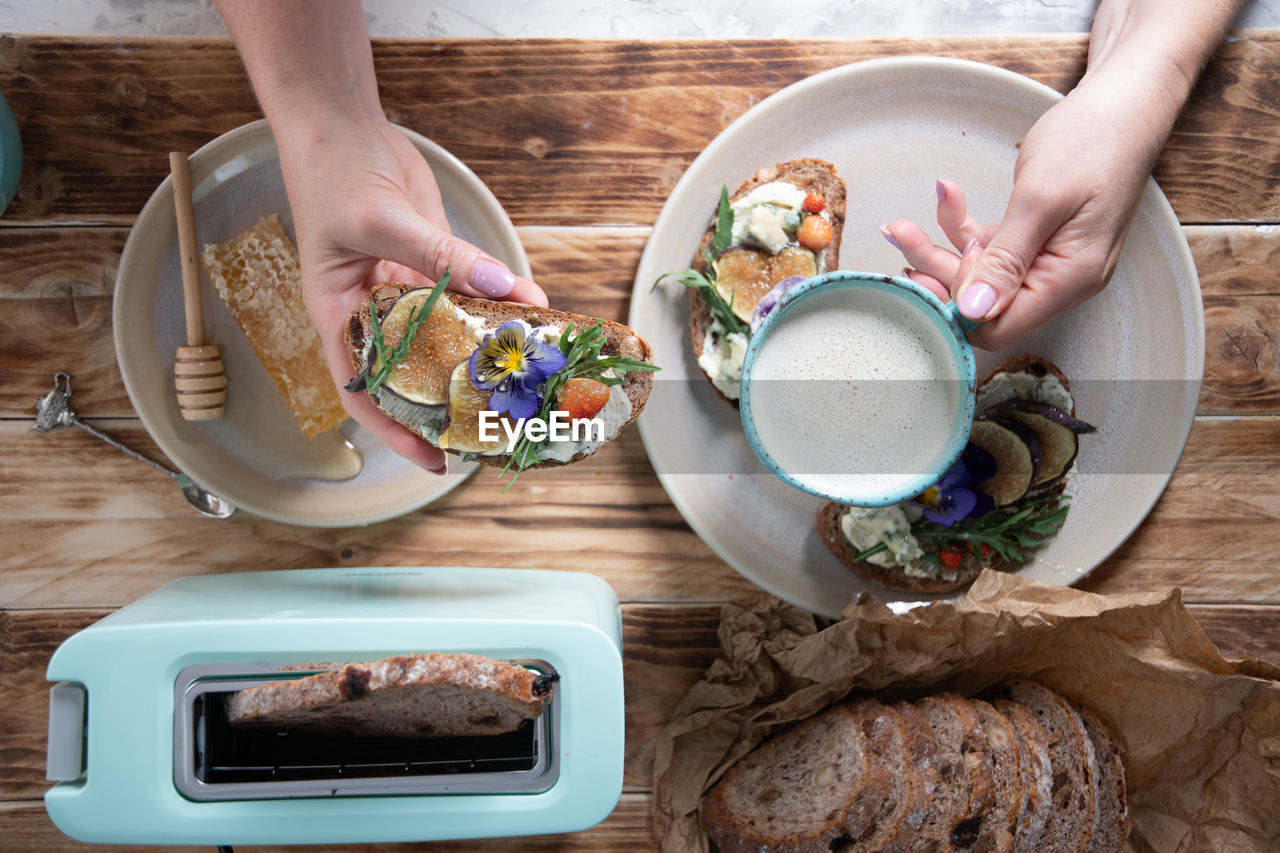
[881,0,1241,350]
[216,0,547,471]
[884,84,1157,350]
[278,116,546,471]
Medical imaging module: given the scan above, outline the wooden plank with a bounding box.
[3,224,1279,418]
[0,795,660,851]
[0,34,1277,226]
[4,601,1277,806]
[3,414,1279,606]
[0,423,752,608]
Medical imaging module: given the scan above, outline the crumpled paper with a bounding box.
[652,570,1280,853]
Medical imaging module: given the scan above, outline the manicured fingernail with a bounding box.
[936,179,947,202]
[962,238,980,256]
[958,282,997,319]
[424,462,447,476]
[471,260,515,298]
[879,225,901,250]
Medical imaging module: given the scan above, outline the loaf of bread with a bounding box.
[700,681,1128,853]
[225,652,558,739]
[201,214,347,438]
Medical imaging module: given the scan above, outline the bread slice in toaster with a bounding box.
[225,652,558,738]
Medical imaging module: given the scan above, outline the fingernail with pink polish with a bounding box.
[962,238,980,256]
[936,179,947,202]
[879,226,901,250]
[471,260,515,298]
[958,282,997,319]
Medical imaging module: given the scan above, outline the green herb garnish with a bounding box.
[712,185,733,254]
[651,185,749,338]
[365,270,452,393]
[849,492,1072,568]
[499,321,659,491]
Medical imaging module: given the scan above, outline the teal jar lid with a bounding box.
[0,91,22,216]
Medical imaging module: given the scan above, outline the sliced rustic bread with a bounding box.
[909,694,997,850]
[1001,680,1096,853]
[225,652,557,738]
[688,158,847,406]
[994,698,1055,853]
[881,701,941,852]
[1078,706,1129,853]
[698,682,1127,853]
[345,284,654,469]
[969,699,1024,853]
[700,699,900,853]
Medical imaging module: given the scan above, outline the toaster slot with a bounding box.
[173,661,559,801]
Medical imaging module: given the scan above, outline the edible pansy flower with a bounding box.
[469,321,567,420]
[911,443,996,527]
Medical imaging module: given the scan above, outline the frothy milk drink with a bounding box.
[745,286,965,501]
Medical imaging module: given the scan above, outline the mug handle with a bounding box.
[947,301,982,335]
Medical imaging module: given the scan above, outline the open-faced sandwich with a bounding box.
[817,355,1097,593]
[657,159,847,403]
[345,273,658,485]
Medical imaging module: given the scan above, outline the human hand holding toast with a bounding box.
[216,0,547,472]
[883,0,1242,350]
[276,115,547,472]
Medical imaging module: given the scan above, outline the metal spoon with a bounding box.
[31,372,235,519]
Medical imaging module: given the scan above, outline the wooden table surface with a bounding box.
[2,32,1279,851]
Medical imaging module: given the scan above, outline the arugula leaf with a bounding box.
[654,267,748,338]
[650,184,749,338]
[713,185,733,254]
[364,270,452,393]
[498,321,659,491]
[848,492,1072,567]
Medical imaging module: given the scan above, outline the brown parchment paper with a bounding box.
[652,570,1280,853]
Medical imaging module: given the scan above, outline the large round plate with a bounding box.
[116,120,531,527]
[631,58,1203,617]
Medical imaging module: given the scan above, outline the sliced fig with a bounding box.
[969,418,1041,505]
[375,290,478,406]
[987,409,1079,487]
[436,360,510,454]
[986,398,1097,434]
[713,244,817,323]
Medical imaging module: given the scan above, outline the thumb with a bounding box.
[953,193,1063,322]
[355,200,548,306]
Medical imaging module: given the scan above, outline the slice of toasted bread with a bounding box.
[688,158,847,405]
[345,283,654,469]
[225,652,557,739]
[817,355,1078,593]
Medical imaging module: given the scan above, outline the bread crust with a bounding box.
[225,652,555,739]
[345,283,654,469]
[688,158,847,406]
[816,354,1077,594]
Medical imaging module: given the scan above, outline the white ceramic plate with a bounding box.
[116,120,532,527]
[631,58,1203,618]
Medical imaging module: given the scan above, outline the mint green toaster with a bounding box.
[44,567,625,845]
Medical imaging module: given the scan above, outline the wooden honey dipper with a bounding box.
[169,151,226,420]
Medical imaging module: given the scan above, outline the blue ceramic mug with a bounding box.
[739,270,979,507]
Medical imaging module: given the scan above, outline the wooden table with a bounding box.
[2,33,1279,850]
